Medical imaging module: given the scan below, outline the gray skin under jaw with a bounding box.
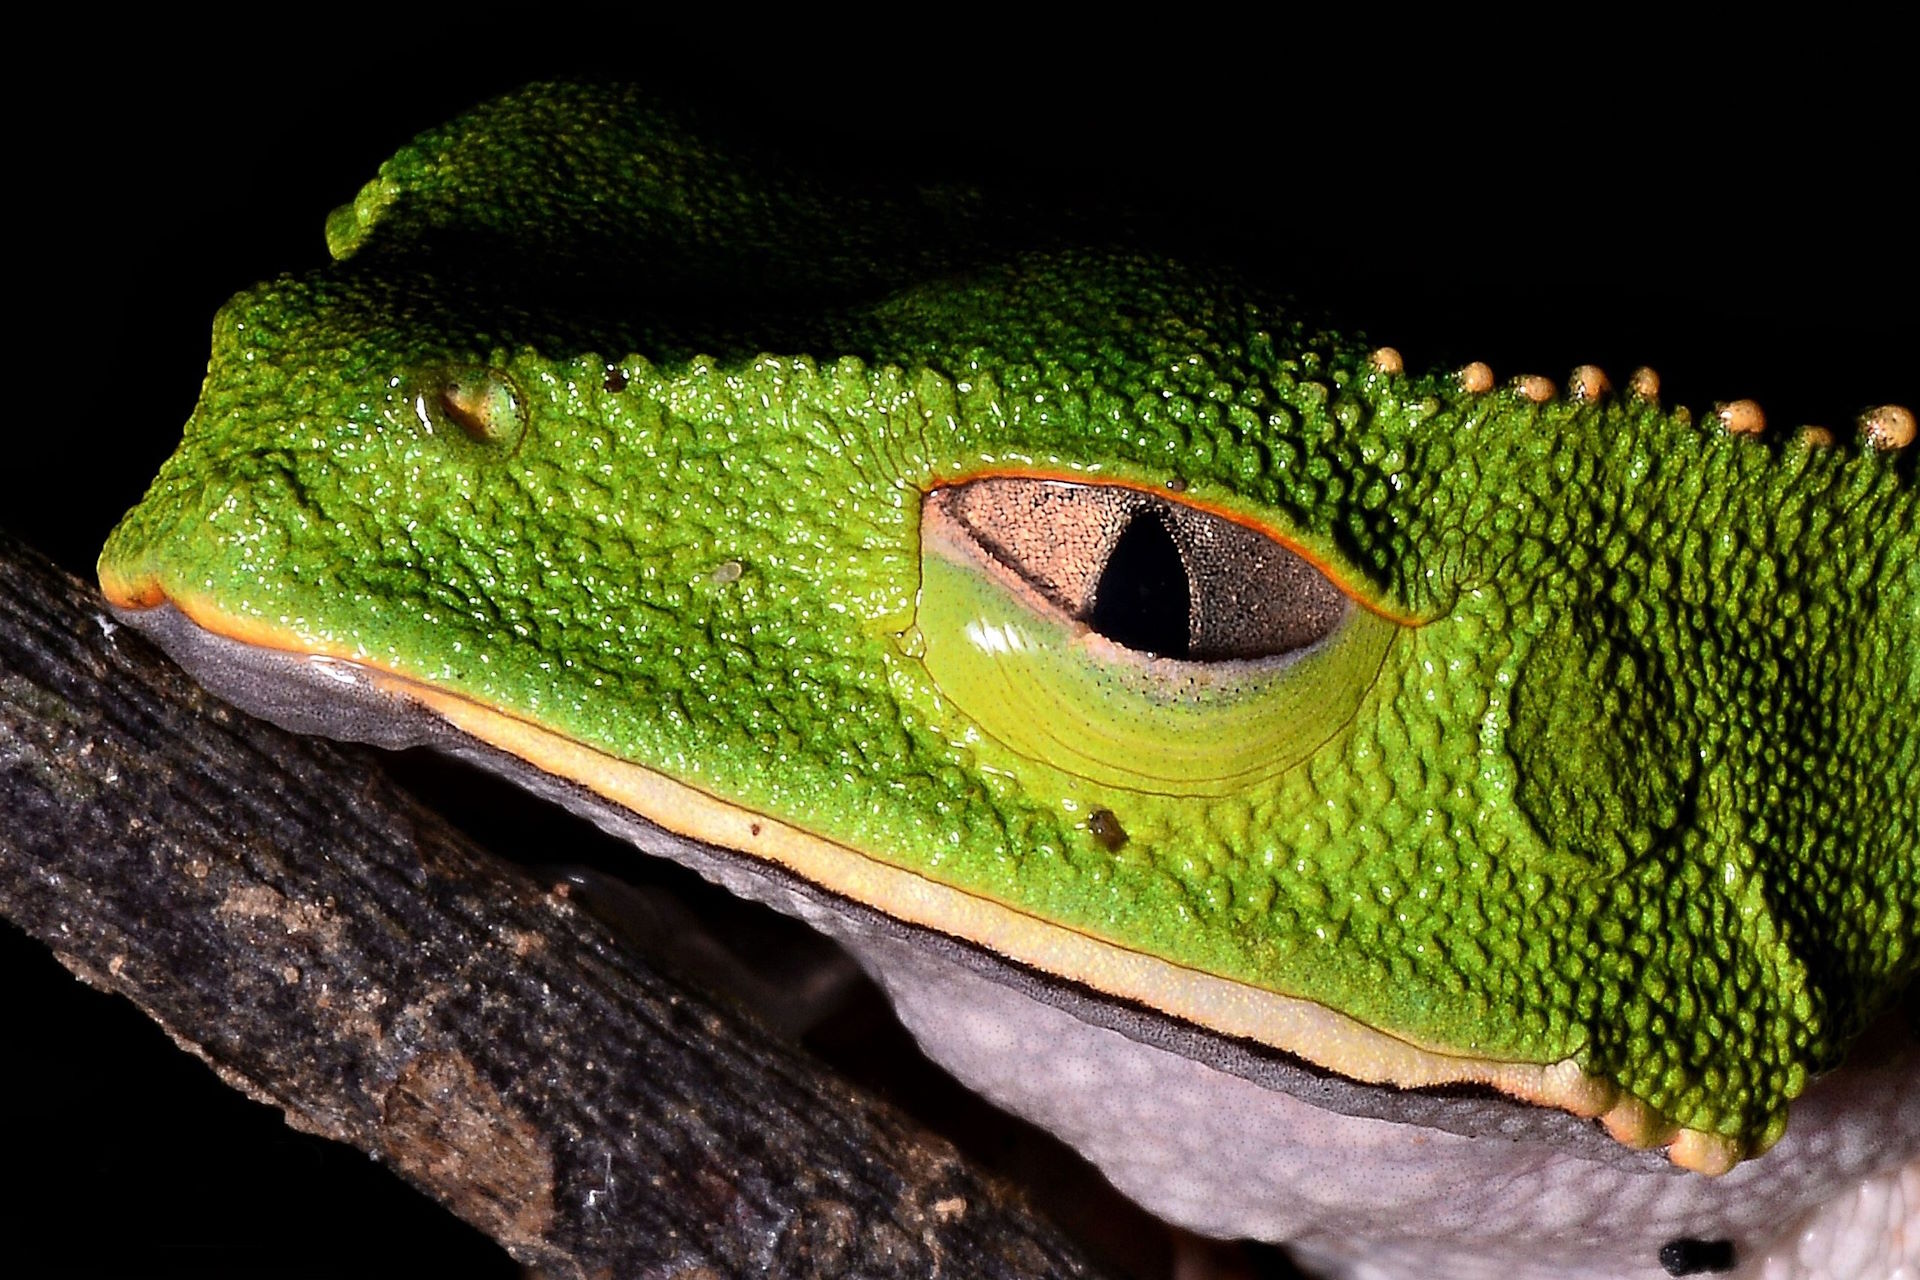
[110,599,1920,1280]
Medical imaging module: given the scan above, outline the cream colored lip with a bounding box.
[108,583,1743,1172]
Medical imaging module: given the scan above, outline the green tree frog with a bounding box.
[98,82,1917,1280]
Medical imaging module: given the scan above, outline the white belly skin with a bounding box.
[847,927,1918,1280]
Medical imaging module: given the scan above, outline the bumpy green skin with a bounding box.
[103,83,1916,1151]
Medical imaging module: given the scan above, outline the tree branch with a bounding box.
[0,529,1110,1280]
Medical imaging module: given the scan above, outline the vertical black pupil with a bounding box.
[1090,512,1191,658]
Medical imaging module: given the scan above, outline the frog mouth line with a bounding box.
[101,584,1747,1175]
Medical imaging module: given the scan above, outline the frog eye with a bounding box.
[935,479,1351,662]
[916,477,1399,796]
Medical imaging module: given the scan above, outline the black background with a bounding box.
[6,17,1912,1278]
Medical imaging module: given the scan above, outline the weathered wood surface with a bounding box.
[0,529,1110,1280]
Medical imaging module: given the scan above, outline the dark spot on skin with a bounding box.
[1087,808,1128,851]
[1165,476,1188,493]
[604,365,628,393]
[750,823,762,837]
[1659,1238,1736,1275]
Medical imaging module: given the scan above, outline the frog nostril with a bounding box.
[438,386,487,439]
[434,367,525,447]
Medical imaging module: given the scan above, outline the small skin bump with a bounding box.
[1599,1091,1676,1150]
[1629,366,1661,402]
[1860,403,1916,451]
[1668,1128,1742,1176]
[1569,365,1610,403]
[1165,476,1189,494]
[1715,399,1766,438]
[1369,346,1404,375]
[1459,361,1495,394]
[1516,374,1556,404]
[1797,425,1835,449]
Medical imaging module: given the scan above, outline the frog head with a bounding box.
[100,83,1917,1178]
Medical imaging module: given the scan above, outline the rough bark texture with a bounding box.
[0,529,1110,1280]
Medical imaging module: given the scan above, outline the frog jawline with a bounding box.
[108,593,1736,1173]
